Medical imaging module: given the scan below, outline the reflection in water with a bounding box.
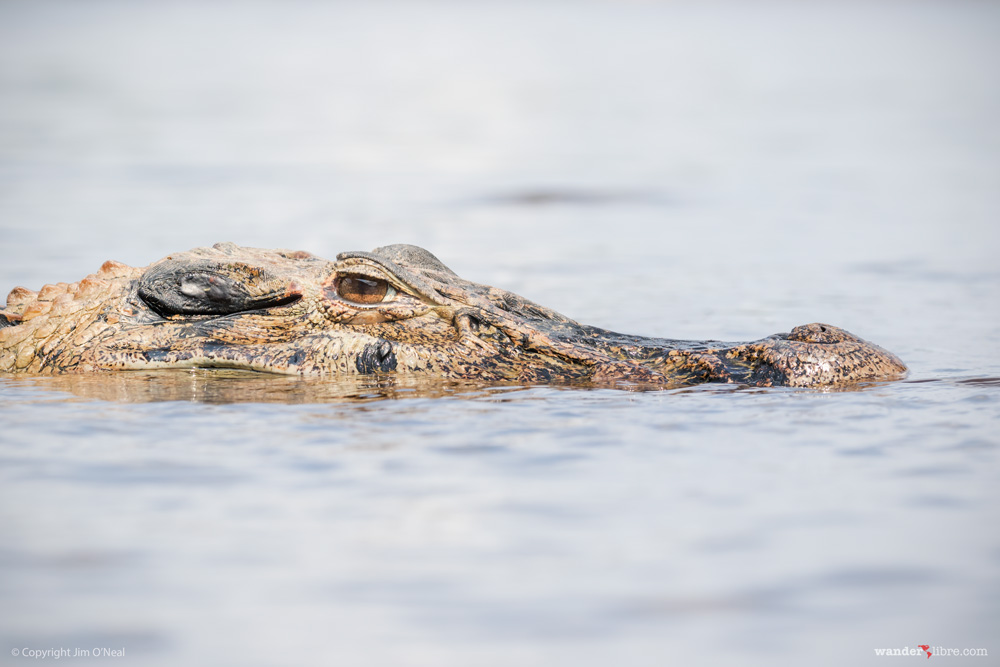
[0,368,901,405]
[1,369,525,404]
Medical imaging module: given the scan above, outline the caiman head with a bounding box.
[0,243,906,387]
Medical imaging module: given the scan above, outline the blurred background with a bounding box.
[1,1,998,666]
[2,1,997,323]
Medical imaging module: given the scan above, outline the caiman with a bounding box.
[0,243,906,387]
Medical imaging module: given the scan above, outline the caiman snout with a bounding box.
[723,322,908,387]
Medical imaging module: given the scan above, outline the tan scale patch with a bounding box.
[7,286,38,309]
[98,260,132,278]
[20,301,52,321]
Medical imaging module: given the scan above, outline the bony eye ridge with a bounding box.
[334,274,396,305]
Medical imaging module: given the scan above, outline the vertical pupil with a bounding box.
[337,276,388,304]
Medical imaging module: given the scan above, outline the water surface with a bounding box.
[1,2,998,665]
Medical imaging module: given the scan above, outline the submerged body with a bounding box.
[0,243,905,387]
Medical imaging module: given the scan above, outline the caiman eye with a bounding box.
[335,275,396,305]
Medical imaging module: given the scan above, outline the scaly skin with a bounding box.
[0,243,906,387]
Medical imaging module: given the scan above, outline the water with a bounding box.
[1,1,998,665]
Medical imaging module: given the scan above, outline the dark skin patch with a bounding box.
[356,340,398,374]
[138,260,299,317]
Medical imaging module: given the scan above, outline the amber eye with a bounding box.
[335,275,393,305]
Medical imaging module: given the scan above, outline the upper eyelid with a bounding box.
[334,264,397,287]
